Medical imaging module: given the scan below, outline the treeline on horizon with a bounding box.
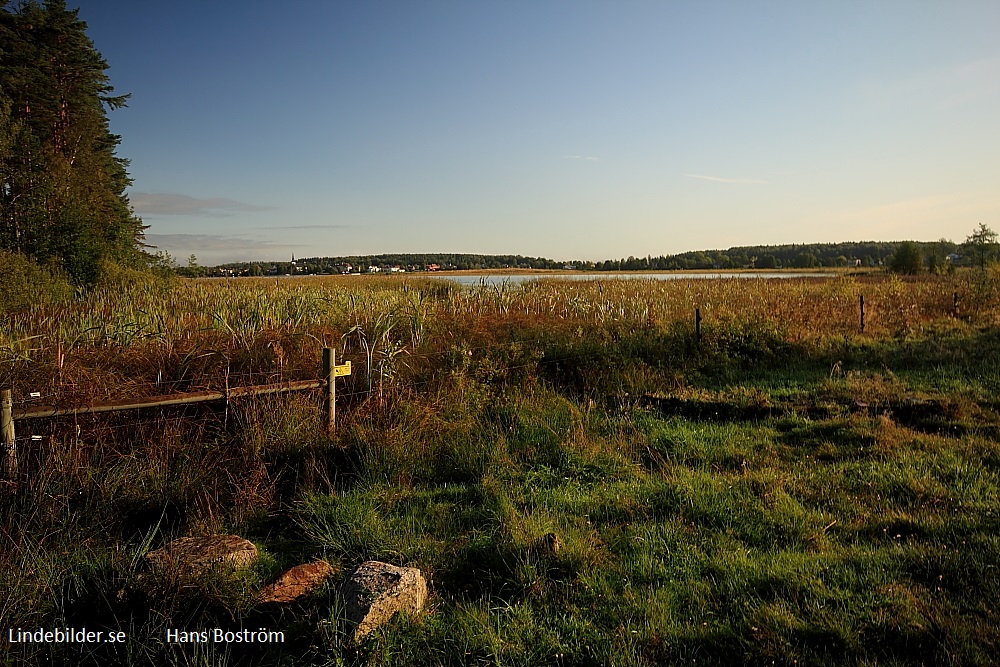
[214,240,960,274]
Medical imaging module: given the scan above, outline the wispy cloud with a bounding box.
[860,56,1000,111]
[563,155,600,161]
[682,173,769,184]
[131,192,275,216]
[851,194,957,220]
[258,224,355,230]
[824,192,992,240]
[145,233,302,252]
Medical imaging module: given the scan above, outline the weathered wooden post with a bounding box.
[322,348,352,436]
[323,348,336,434]
[695,307,702,346]
[859,295,866,333]
[953,291,959,318]
[1,389,16,477]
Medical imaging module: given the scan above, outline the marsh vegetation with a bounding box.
[1,271,999,666]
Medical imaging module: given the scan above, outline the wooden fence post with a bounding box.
[953,291,959,318]
[859,295,866,333]
[323,348,335,434]
[2,389,16,477]
[695,307,702,346]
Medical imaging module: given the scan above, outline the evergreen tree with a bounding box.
[0,0,145,285]
[962,223,998,270]
[889,241,923,274]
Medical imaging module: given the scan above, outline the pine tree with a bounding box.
[962,223,998,270]
[0,0,146,285]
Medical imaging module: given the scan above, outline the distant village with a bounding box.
[191,241,968,278]
[199,253,575,278]
[208,258,453,278]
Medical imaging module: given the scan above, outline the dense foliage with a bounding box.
[888,241,923,274]
[594,240,960,272]
[0,248,73,309]
[963,223,999,270]
[0,0,145,285]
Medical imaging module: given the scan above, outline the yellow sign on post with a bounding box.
[323,349,349,435]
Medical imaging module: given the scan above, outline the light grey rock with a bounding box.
[341,561,427,642]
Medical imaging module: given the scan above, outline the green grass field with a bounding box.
[1,270,998,666]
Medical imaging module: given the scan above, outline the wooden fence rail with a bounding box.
[1,348,349,478]
[12,379,325,420]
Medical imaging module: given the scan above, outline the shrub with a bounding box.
[889,241,923,275]
[0,250,75,311]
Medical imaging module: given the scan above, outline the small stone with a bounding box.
[341,561,427,642]
[144,535,258,580]
[259,560,335,604]
[528,532,562,559]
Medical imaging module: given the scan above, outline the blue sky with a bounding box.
[75,1,1000,265]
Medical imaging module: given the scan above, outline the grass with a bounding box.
[1,270,999,665]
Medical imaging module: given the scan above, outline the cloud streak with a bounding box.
[131,192,275,216]
[821,192,994,241]
[682,173,768,184]
[145,233,302,253]
[258,224,355,230]
[563,155,600,161]
[144,233,307,265]
[860,56,1000,111]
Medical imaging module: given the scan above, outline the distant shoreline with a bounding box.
[198,267,873,281]
[439,267,860,276]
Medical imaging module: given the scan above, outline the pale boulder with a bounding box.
[341,561,427,642]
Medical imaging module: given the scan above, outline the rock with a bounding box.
[341,561,427,642]
[259,560,335,604]
[528,532,562,559]
[144,535,258,581]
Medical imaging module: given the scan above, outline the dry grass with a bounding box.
[1,270,999,666]
[3,271,995,400]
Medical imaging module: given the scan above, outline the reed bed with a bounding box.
[2,272,995,400]
[1,270,998,666]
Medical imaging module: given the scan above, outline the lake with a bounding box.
[434,272,832,286]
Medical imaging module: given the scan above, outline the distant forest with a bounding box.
[210,240,960,276]
[593,240,960,271]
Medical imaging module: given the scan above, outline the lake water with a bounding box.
[435,272,832,286]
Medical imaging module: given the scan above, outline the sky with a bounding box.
[71,0,1000,265]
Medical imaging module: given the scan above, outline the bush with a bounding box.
[889,241,922,274]
[93,259,175,297]
[0,250,75,311]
